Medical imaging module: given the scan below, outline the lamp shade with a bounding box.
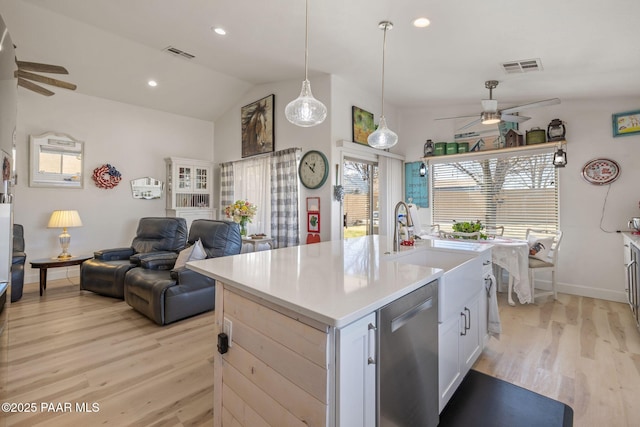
[47,210,83,228]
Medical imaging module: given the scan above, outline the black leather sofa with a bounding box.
[80,217,188,299]
[124,219,241,325]
[11,223,25,302]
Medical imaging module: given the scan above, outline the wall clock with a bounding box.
[299,150,329,189]
[581,158,620,185]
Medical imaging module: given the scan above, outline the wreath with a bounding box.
[92,164,122,189]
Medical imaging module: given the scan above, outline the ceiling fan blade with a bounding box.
[435,114,478,121]
[481,99,498,112]
[16,60,69,74]
[17,78,54,96]
[501,98,561,114]
[500,114,530,123]
[457,118,482,130]
[15,70,77,91]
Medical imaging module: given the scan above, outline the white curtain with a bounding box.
[219,162,234,218]
[270,148,300,248]
[230,156,271,237]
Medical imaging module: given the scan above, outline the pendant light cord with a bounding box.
[304,0,309,81]
[380,23,388,116]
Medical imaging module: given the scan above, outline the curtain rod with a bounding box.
[219,147,302,166]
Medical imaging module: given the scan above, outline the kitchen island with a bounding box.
[188,235,492,426]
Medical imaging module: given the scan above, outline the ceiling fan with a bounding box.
[14,60,77,96]
[437,80,560,130]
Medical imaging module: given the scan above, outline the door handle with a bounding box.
[367,323,376,365]
[390,297,433,333]
[460,311,467,336]
[464,307,471,331]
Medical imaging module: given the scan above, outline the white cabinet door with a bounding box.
[460,294,482,372]
[438,314,461,412]
[336,312,376,427]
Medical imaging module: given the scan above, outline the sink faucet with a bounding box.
[393,201,414,252]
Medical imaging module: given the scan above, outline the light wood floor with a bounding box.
[1,279,215,427]
[2,279,640,426]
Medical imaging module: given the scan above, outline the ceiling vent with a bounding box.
[501,58,542,74]
[163,46,196,60]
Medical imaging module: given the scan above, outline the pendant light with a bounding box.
[368,21,398,149]
[285,0,327,127]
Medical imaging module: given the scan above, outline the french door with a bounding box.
[343,158,379,238]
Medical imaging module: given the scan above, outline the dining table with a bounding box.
[419,234,532,305]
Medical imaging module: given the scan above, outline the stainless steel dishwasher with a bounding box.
[377,280,438,427]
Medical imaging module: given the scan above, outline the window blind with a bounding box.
[430,150,558,239]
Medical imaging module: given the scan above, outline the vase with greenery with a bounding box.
[225,200,257,237]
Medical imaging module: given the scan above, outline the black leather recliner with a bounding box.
[11,223,25,302]
[124,219,241,325]
[80,217,188,299]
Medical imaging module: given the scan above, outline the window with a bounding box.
[430,149,558,239]
[29,132,84,188]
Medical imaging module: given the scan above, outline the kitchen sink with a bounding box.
[386,247,484,322]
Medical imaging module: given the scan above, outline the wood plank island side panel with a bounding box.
[214,282,225,427]
[223,362,313,427]
[223,383,270,427]
[224,337,327,426]
[224,289,328,367]
[224,311,328,403]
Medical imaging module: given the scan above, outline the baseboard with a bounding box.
[531,279,627,303]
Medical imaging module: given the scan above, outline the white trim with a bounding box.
[337,140,405,162]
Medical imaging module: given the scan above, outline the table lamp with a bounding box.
[47,210,83,259]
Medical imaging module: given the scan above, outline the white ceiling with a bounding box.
[10,0,640,121]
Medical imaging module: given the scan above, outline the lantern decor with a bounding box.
[547,118,566,141]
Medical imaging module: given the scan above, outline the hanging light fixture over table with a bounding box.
[368,21,398,149]
[285,0,327,127]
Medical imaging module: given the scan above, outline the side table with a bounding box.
[30,255,92,296]
[241,237,275,252]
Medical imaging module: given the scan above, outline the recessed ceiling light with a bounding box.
[412,17,431,28]
[213,27,227,36]
[148,80,158,87]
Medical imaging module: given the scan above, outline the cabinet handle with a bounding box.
[483,260,491,266]
[460,312,467,336]
[626,260,637,307]
[367,323,376,365]
[464,307,471,331]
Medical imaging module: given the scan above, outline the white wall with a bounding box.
[395,96,640,302]
[214,75,334,243]
[15,90,214,284]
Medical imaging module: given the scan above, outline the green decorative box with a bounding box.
[446,142,458,155]
[434,142,447,156]
[457,142,469,153]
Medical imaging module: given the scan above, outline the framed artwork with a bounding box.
[241,94,275,158]
[352,106,375,145]
[306,196,320,213]
[308,212,320,233]
[612,110,640,137]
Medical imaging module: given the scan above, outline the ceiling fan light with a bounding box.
[481,111,501,125]
[368,116,398,149]
[285,79,327,127]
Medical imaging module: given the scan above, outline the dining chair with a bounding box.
[526,228,563,301]
[486,225,504,238]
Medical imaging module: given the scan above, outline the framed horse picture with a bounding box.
[241,94,275,158]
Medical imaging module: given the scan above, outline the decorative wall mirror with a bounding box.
[131,177,164,199]
[29,132,83,188]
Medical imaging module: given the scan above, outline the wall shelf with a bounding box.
[424,141,564,164]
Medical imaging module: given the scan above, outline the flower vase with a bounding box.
[239,219,248,237]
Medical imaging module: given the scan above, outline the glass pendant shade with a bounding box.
[368,21,397,150]
[285,79,327,127]
[367,116,398,149]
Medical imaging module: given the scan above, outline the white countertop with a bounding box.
[188,236,447,328]
[623,231,640,248]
